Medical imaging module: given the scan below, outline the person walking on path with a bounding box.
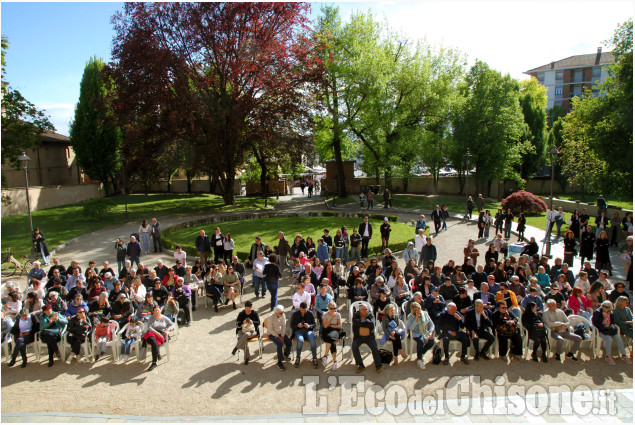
[383,188,392,208]
[476,194,484,214]
[151,218,162,253]
[431,205,442,236]
[367,189,375,210]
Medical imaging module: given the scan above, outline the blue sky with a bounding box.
[2,1,632,136]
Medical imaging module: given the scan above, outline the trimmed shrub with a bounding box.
[82,198,116,220]
[500,190,548,215]
[356,213,398,222]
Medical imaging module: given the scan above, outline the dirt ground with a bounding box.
[2,220,632,417]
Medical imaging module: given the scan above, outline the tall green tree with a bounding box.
[450,61,525,195]
[517,78,548,180]
[560,19,632,195]
[1,35,55,182]
[69,57,122,195]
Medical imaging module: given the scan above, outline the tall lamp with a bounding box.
[464,152,471,220]
[18,152,34,255]
[544,147,559,257]
[119,156,129,222]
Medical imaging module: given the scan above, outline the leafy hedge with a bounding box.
[82,198,116,220]
[500,190,547,215]
[356,213,398,222]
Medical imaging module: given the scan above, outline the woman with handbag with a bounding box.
[563,230,577,267]
[592,301,632,365]
[321,301,345,371]
[232,300,260,365]
[492,301,523,361]
[381,304,407,365]
[521,302,548,362]
[142,305,174,371]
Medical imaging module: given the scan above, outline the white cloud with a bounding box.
[36,102,75,137]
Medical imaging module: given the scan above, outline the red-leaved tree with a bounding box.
[500,190,548,215]
[109,2,320,204]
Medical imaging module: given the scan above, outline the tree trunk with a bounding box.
[374,166,380,185]
[331,81,347,197]
[402,177,408,193]
[102,177,111,196]
[221,174,236,205]
[260,163,268,200]
[186,171,192,193]
[433,172,439,194]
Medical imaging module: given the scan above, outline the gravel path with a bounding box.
[2,196,631,417]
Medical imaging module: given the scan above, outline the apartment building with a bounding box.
[524,47,614,110]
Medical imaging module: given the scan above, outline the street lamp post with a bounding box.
[464,152,471,220]
[544,147,560,257]
[18,152,34,255]
[120,156,129,222]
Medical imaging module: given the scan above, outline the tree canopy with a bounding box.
[1,35,55,181]
[109,2,319,204]
[69,56,122,195]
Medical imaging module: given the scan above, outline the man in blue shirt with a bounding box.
[316,239,330,265]
[521,287,544,312]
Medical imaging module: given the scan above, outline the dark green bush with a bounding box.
[82,198,116,220]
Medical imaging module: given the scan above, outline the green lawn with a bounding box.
[1,194,274,260]
[390,194,500,214]
[164,216,420,260]
[551,194,633,211]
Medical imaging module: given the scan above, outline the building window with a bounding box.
[554,100,563,108]
[573,85,582,97]
[536,72,545,82]
[592,67,601,78]
[555,87,563,96]
[555,71,564,81]
[574,70,582,83]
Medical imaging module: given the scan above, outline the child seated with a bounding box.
[94,317,113,361]
[120,316,143,362]
[291,259,303,278]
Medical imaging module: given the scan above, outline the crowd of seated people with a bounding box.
[3,218,633,376]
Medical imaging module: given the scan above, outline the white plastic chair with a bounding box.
[118,323,143,362]
[91,321,120,362]
[60,328,92,363]
[139,320,171,363]
[35,325,67,360]
[567,315,596,359]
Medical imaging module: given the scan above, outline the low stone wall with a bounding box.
[1,183,103,217]
[540,196,632,216]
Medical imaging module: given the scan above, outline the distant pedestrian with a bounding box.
[138,220,152,254]
[367,189,374,210]
[151,218,162,253]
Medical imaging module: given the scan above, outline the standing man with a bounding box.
[383,188,392,208]
[211,227,225,264]
[367,188,375,210]
[195,230,211,265]
[414,229,427,267]
[127,236,142,268]
[277,231,292,276]
[380,217,391,250]
[554,207,565,242]
[151,218,162,253]
[476,194,484,214]
[421,238,437,268]
[358,216,373,259]
[545,206,557,242]
[431,205,442,236]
